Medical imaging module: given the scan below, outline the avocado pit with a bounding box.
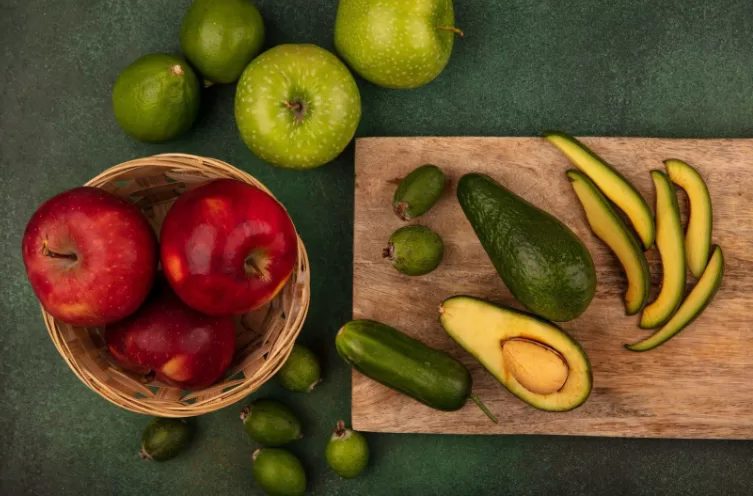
[501,337,569,395]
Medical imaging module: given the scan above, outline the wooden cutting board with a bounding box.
[352,136,753,438]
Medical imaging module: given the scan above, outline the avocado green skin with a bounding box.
[140,417,194,462]
[386,225,444,276]
[393,164,446,220]
[457,173,596,322]
[243,399,302,447]
[336,320,471,411]
[252,448,306,496]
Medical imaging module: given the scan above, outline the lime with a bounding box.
[139,417,194,462]
[252,448,306,496]
[276,344,322,393]
[112,53,200,143]
[325,420,369,478]
[180,0,265,84]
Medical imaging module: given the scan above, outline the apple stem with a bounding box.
[42,241,77,261]
[283,100,301,111]
[438,26,464,38]
[282,99,308,124]
[244,252,271,281]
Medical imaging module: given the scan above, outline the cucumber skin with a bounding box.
[336,320,471,411]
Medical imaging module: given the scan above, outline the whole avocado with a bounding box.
[457,173,596,321]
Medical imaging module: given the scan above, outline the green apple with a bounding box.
[235,44,361,169]
[334,0,462,89]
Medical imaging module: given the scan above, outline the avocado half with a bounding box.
[439,295,592,412]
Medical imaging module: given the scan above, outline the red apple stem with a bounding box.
[245,258,264,278]
[41,241,77,261]
[244,253,271,282]
[438,26,464,38]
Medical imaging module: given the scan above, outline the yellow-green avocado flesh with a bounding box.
[439,296,592,412]
[627,245,724,352]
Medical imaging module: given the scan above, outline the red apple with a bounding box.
[105,277,236,389]
[160,179,298,316]
[22,187,158,326]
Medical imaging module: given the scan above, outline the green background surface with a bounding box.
[1,0,752,495]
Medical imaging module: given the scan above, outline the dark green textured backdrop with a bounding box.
[1,1,752,495]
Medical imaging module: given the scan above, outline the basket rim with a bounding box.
[41,153,311,417]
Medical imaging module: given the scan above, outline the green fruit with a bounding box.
[139,417,194,462]
[639,171,686,329]
[544,131,655,250]
[666,159,713,278]
[335,0,461,89]
[325,421,369,479]
[439,295,593,412]
[112,53,200,143]
[276,344,322,393]
[627,245,724,352]
[457,173,596,322]
[180,0,265,84]
[235,44,361,169]
[567,170,650,315]
[393,164,446,220]
[336,320,496,423]
[252,448,306,496]
[383,225,444,276]
[241,399,303,446]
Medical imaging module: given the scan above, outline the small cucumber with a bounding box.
[393,164,446,220]
[241,399,303,447]
[336,320,496,422]
[139,417,194,462]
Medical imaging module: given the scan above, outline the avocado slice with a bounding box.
[639,171,686,329]
[439,295,592,412]
[567,170,650,315]
[457,173,596,322]
[665,159,712,278]
[544,131,655,250]
[627,246,724,351]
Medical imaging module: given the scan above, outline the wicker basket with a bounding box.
[42,154,310,417]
